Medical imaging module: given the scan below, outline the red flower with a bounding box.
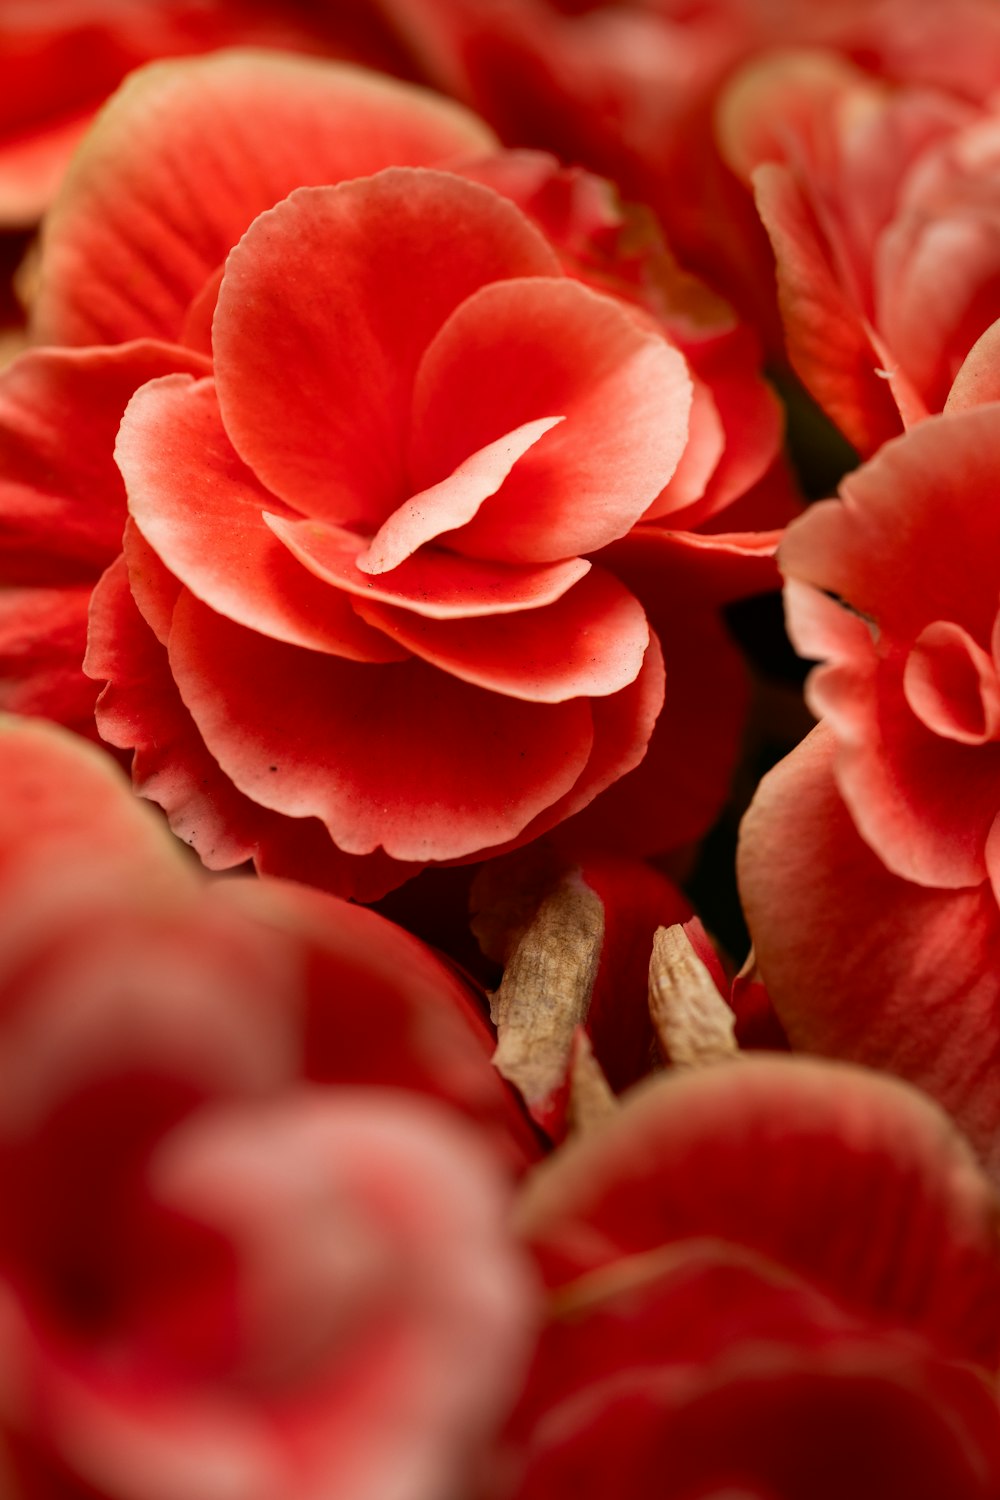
[0,715,535,1499]
[497,1057,1000,1499]
[0,51,787,897]
[735,409,1000,1165]
[721,48,1000,452]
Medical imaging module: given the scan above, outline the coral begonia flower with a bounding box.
[0,50,791,896]
[777,404,1000,896]
[0,715,536,1499]
[720,48,1000,452]
[93,162,687,890]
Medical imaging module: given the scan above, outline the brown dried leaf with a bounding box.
[649,923,738,1068]
[567,1027,618,1138]
[490,868,604,1134]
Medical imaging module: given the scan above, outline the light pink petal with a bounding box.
[355,567,648,702]
[358,416,564,575]
[753,162,904,455]
[168,592,594,862]
[213,171,560,529]
[738,724,1000,1186]
[904,620,1000,744]
[34,52,498,346]
[947,317,1000,410]
[0,340,208,585]
[117,374,405,661]
[263,512,590,620]
[409,276,692,562]
[145,1092,534,1500]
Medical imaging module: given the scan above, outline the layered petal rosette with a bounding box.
[94,163,688,894]
[0,716,535,1499]
[0,50,789,896]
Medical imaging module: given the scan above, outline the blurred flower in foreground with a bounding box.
[495,1057,1000,1499]
[0,716,535,1499]
[0,50,789,900]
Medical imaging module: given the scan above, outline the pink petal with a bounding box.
[213,171,560,529]
[0,340,208,586]
[409,276,692,562]
[355,567,648,702]
[263,512,590,620]
[117,374,406,661]
[0,712,187,898]
[167,592,595,862]
[34,53,497,346]
[947,316,1000,410]
[753,162,904,455]
[738,724,1000,1183]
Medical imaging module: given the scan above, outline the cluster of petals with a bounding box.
[0,48,788,899]
[498,1057,1000,1498]
[721,46,1000,452]
[738,403,1000,1173]
[369,0,1000,331]
[0,715,535,1500]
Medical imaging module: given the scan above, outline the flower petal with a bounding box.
[355,567,648,703]
[117,374,406,661]
[409,276,692,562]
[263,512,590,620]
[167,593,594,861]
[34,52,497,345]
[738,724,1000,1183]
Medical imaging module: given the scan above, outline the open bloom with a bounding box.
[738,406,1000,1173]
[721,47,1000,452]
[496,1057,1000,1499]
[0,716,535,1499]
[0,50,788,898]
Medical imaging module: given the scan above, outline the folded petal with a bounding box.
[264,512,590,620]
[117,374,406,661]
[409,276,691,562]
[355,567,648,702]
